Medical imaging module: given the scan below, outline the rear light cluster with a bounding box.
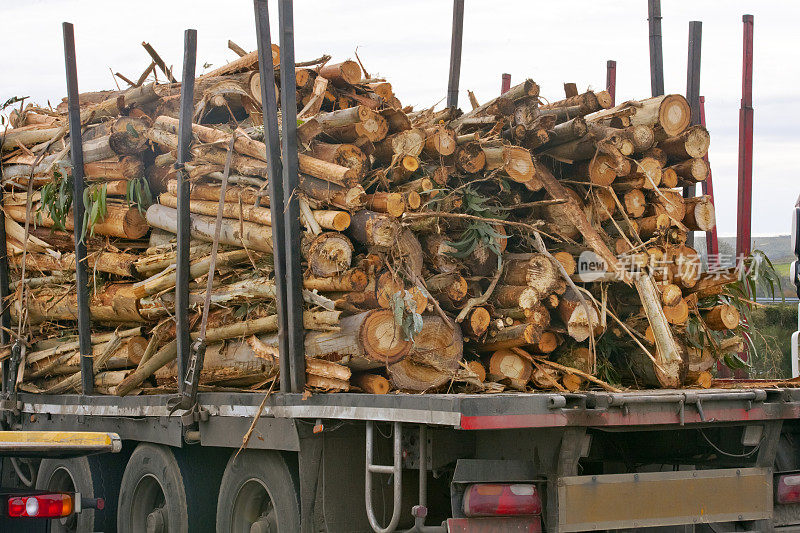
[777,474,800,504]
[7,493,73,518]
[462,483,542,517]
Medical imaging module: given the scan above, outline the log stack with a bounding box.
[2,40,743,396]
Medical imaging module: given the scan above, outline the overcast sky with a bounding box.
[1,1,797,237]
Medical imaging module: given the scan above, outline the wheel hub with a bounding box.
[146,507,166,533]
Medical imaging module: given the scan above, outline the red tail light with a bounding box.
[777,474,800,504]
[7,493,73,518]
[462,483,541,517]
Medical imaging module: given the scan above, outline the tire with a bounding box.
[117,443,220,533]
[215,450,300,533]
[36,454,124,533]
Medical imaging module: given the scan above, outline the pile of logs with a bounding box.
[1,40,741,396]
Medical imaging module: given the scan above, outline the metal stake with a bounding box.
[736,15,754,260]
[0,166,9,398]
[606,60,617,106]
[62,22,93,395]
[647,0,664,97]
[699,96,719,266]
[684,20,702,248]
[175,29,197,395]
[501,73,511,95]
[446,0,465,109]
[278,0,306,393]
[254,0,291,393]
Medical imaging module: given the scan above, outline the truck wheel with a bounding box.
[36,455,123,533]
[215,450,300,533]
[117,444,187,533]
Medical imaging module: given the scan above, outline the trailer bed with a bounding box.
[13,387,800,449]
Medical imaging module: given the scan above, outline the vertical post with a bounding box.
[734,14,754,379]
[446,0,465,109]
[647,0,664,97]
[606,60,617,106]
[736,15,754,261]
[0,167,9,397]
[62,23,93,395]
[699,96,719,266]
[500,73,511,95]
[606,59,617,107]
[278,0,305,393]
[684,20,702,248]
[174,29,197,393]
[254,0,291,393]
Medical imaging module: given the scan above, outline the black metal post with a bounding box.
[647,0,664,97]
[62,23,94,395]
[684,20,702,248]
[254,0,291,393]
[175,29,197,394]
[278,0,306,393]
[446,0,465,109]
[0,167,9,398]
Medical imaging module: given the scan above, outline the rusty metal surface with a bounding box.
[557,467,772,532]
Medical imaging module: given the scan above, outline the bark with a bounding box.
[145,204,272,252]
[478,324,541,352]
[9,250,137,277]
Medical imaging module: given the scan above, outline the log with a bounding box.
[671,158,709,182]
[303,269,369,292]
[388,316,463,391]
[145,204,272,252]
[317,60,361,86]
[660,283,683,307]
[462,307,491,337]
[308,141,368,180]
[301,232,353,277]
[477,324,541,352]
[492,285,540,310]
[455,142,486,174]
[663,298,689,325]
[18,283,144,324]
[348,210,401,247]
[703,304,740,331]
[305,309,411,370]
[623,189,646,218]
[658,125,710,160]
[423,125,457,157]
[588,94,691,137]
[502,254,560,297]
[5,201,148,240]
[9,250,137,277]
[683,196,716,232]
[481,145,535,183]
[351,373,390,394]
[557,288,601,342]
[487,349,532,385]
[365,192,405,217]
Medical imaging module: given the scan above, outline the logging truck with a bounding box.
[3,3,800,533]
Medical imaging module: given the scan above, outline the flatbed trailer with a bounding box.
[2,387,799,531]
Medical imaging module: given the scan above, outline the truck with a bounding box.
[3,4,800,533]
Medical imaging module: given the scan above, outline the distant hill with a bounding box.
[694,234,794,297]
[694,235,793,264]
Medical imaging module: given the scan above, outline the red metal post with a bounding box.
[606,60,616,106]
[736,14,754,261]
[501,73,511,95]
[699,96,719,266]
